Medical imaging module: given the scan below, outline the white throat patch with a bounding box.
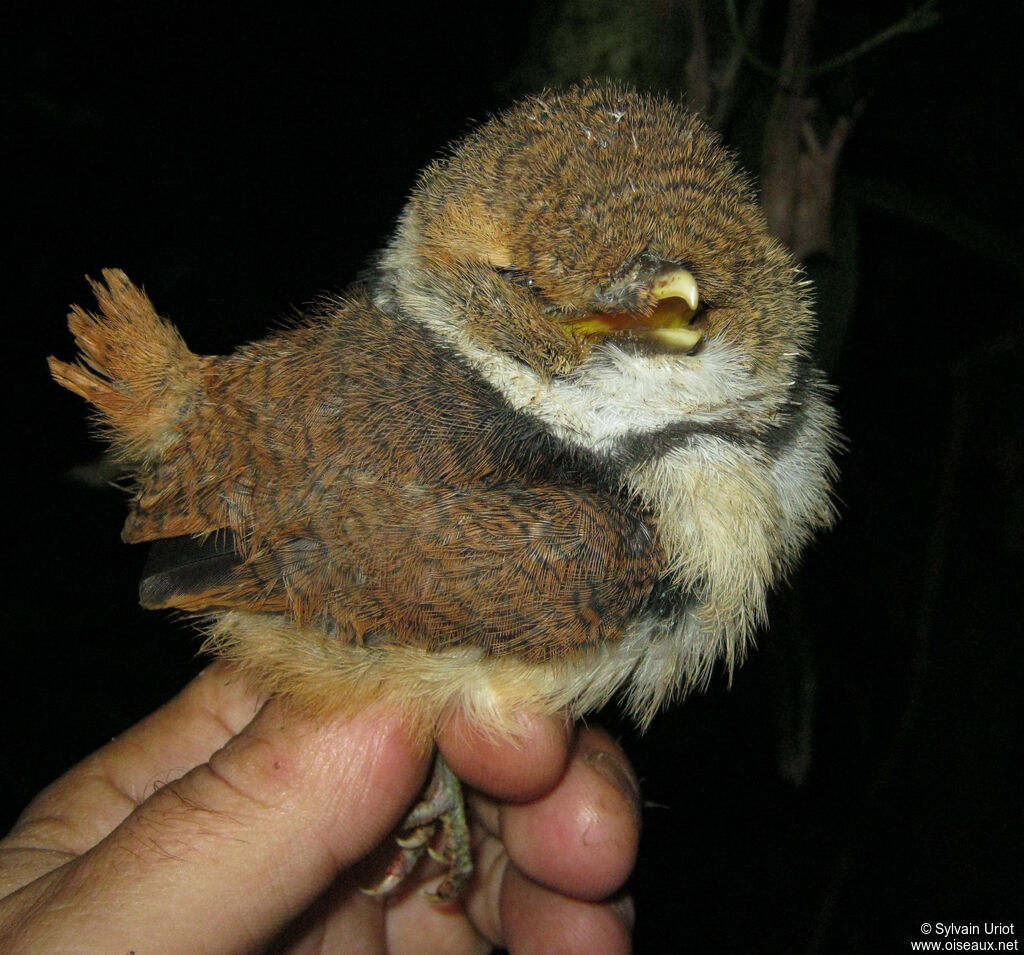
[411,312,767,455]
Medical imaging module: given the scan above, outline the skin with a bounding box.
[0,662,639,953]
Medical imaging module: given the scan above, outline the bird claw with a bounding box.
[363,751,474,902]
[395,824,434,850]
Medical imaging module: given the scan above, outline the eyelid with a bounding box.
[496,268,543,295]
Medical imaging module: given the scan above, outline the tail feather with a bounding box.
[48,269,204,461]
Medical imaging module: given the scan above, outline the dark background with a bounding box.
[3,1,1020,951]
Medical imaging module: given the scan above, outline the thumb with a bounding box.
[4,696,430,953]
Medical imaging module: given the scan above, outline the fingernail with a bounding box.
[583,748,643,830]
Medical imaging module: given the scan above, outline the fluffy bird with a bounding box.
[50,84,839,898]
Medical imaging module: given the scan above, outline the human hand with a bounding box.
[0,663,639,953]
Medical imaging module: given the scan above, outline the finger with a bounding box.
[359,713,575,955]
[500,867,634,955]
[489,726,641,902]
[437,709,571,802]
[0,699,431,954]
[6,664,260,854]
[263,873,393,955]
[364,885,492,955]
[0,663,262,895]
[392,828,634,955]
[451,726,640,951]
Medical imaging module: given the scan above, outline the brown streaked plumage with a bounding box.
[50,83,840,898]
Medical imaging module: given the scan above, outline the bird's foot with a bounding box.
[364,751,473,902]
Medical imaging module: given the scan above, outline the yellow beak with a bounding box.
[559,268,702,352]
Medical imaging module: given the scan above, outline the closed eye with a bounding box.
[496,268,543,296]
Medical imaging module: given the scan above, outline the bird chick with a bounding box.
[49,84,839,898]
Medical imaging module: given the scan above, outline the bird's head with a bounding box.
[375,84,819,450]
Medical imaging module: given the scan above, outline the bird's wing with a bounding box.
[138,476,659,659]
[51,271,664,659]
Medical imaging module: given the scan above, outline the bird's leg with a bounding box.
[364,750,473,901]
